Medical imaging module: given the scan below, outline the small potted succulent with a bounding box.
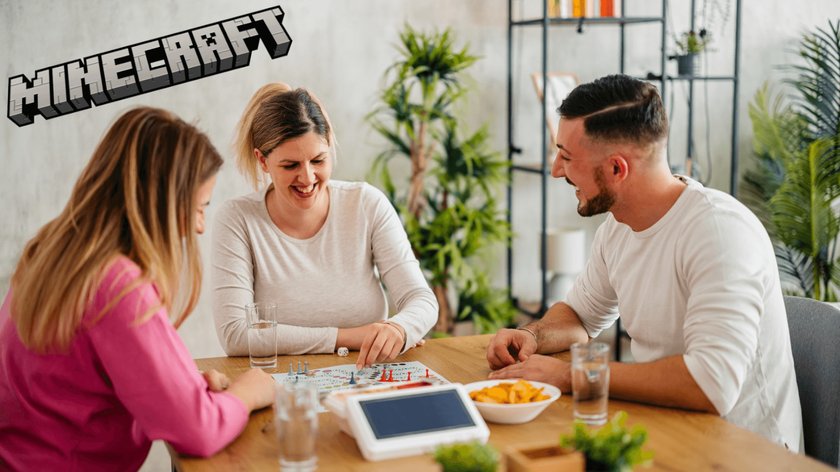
[434,441,499,472]
[559,411,653,472]
[673,29,712,76]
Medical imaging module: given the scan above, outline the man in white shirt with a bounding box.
[486,74,803,451]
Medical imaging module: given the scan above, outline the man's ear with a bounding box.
[255,148,269,173]
[608,153,629,182]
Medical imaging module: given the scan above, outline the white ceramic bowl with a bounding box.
[465,379,561,424]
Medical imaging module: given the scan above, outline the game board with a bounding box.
[271,360,448,397]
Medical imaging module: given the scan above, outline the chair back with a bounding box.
[784,295,840,467]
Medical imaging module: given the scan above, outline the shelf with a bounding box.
[506,0,741,363]
[511,16,665,27]
[511,163,549,174]
[667,75,738,82]
[645,72,737,82]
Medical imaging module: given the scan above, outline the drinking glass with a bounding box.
[275,381,318,471]
[246,302,277,369]
[571,342,610,425]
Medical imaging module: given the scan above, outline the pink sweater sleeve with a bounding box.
[87,261,249,457]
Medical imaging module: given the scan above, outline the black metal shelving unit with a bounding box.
[505,0,742,359]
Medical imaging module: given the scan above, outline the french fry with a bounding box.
[470,380,551,404]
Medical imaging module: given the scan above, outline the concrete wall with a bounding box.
[2,1,838,470]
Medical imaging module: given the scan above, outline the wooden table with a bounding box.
[173,335,831,471]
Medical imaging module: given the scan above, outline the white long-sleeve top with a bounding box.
[211,180,437,356]
[566,176,803,451]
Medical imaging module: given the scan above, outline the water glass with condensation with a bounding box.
[571,342,610,426]
[246,302,277,369]
[275,381,318,471]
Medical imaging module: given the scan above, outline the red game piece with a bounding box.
[425,368,429,378]
[380,370,387,381]
[388,369,394,382]
[407,372,411,381]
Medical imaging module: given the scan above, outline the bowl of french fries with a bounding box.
[465,379,560,424]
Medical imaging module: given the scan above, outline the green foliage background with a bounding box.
[740,20,840,301]
[368,25,516,333]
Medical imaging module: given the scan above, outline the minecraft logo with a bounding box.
[7,6,292,127]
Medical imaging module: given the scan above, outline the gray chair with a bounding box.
[784,295,840,467]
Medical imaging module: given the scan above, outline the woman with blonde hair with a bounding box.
[212,83,437,368]
[0,107,274,470]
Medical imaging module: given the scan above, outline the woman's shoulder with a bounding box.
[213,188,269,229]
[219,188,266,213]
[330,180,389,205]
[102,256,143,286]
[91,256,159,319]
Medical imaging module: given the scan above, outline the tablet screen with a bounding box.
[359,389,476,440]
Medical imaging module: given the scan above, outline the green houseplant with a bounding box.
[740,20,840,301]
[434,441,499,472]
[674,29,712,55]
[559,411,653,472]
[672,29,712,76]
[368,25,516,334]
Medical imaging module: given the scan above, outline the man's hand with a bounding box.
[487,354,572,392]
[486,328,538,370]
[356,322,405,369]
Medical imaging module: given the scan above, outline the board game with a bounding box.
[272,360,448,399]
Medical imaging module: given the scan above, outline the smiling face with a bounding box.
[257,131,333,213]
[551,118,616,217]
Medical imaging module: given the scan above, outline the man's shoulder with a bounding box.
[681,181,762,228]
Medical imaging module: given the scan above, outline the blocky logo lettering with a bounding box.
[7,6,292,127]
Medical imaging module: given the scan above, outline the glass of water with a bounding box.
[245,302,277,369]
[275,381,318,471]
[571,342,610,426]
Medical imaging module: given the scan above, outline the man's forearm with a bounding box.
[528,302,590,354]
[609,355,718,413]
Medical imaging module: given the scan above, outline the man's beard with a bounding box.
[576,168,615,217]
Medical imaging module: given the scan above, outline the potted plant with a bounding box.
[506,443,585,472]
[368,25,517,334]
[740,20,840,301]
[672,29,712,76]
[558,411,653,472]
[434,441,499,472]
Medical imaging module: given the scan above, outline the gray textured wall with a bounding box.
[2,1,838,469]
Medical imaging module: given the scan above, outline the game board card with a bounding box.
[272,361,448,412]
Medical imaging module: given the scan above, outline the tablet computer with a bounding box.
[344,383,490,461]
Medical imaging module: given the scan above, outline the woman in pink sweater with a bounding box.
[0,108,275,471]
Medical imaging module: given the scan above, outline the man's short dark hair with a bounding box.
[558,74,668,145]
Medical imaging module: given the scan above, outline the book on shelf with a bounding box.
[546,0,620,19]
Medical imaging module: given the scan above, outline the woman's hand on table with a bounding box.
[226,368,275,411]
[355,321,406,370]
[487,354,571,392]
[201,369,231,392]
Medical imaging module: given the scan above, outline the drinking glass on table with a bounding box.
[275,381,318,471]
[246,302,277,369]
[571,341,610,426]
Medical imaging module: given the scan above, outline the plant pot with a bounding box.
[452,320,476,337]
[676,54,698,76]
[506,443,585,472]
[585,458,623,472]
